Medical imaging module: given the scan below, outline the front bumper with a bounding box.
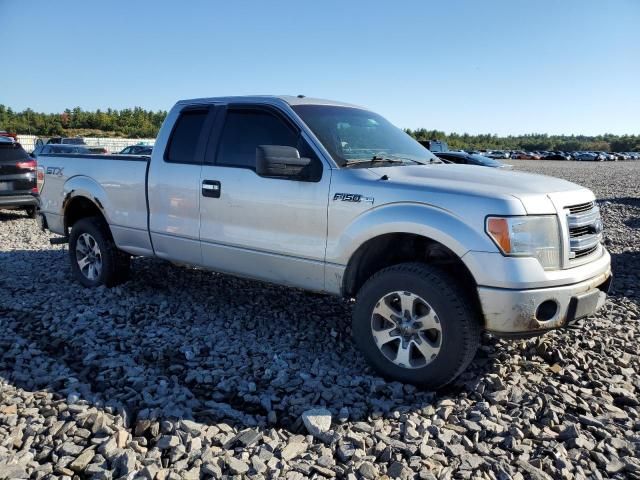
[478,269,612,336]
[0,194,39,208]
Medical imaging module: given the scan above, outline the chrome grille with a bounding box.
[569,225,592,237]
[565,201,602,262]
[574,245,598,259]
[568,201,595,214]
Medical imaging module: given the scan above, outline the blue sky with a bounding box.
[1,0,638,135]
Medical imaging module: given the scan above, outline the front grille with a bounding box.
[566,201,602,263]
[569,225,592,237]
[574,245,599,259]
[568,201,595,214]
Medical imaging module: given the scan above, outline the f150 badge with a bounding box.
[333,193,374,204]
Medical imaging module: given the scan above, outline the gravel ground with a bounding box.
[0,160,638,480]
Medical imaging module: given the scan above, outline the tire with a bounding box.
[25,206,37,218]
[69,217,131,287]
[353,262,481,389]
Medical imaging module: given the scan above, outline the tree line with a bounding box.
[1,105,638,151]
[406,129,640,153]
[0,105,167,138]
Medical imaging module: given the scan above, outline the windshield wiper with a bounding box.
[343,155,419,167]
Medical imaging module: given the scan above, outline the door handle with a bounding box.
[202,180,221,198]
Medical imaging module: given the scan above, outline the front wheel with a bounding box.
[69,217,131,287]
[353,262,481,389]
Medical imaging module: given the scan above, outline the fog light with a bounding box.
[536,300,558,321]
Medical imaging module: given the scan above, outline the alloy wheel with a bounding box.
[370,290,442,369]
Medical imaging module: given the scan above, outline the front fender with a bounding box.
[62,176,111,228]
[327,202,497,266]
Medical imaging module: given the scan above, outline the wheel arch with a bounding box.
[335,204,491,302]
[342,232,479,304]
[62,177,110,233]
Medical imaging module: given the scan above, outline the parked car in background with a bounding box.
[573,152,600,161]
[418,140,448,152]
[0,131,18,142]
[511,151,540,160]
[132,146,152,155]
[0,138,38,217]
[34,137,87,149]
[434,151,512,168]
[596,152,616,161]
[88,146,109,154]
[485,150,509,160]
[544,152,571,160]
[31,144,92,159]
[48,137,86,145]
[119,145,153,155]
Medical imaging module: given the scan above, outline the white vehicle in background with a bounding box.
[486,150,510,159]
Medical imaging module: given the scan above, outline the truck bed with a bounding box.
[38,153,151,254]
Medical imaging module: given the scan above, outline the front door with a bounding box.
[198,105,331,291]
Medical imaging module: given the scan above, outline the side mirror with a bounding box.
[256,145,312,179]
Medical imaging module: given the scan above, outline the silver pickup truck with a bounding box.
[37,96,612,388]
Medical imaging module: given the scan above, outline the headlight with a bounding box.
[486,216,561,270]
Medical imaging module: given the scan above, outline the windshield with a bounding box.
[292,105,441,167]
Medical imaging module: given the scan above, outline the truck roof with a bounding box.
[175,95,363,109]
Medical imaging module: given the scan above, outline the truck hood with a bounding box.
[366,164,593,214]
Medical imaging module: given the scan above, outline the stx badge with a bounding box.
[46,166,64,176]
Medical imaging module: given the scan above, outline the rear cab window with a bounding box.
[165,109,209,164]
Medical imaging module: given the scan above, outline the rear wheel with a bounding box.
[353,262,481,389]
[69,217,131,287]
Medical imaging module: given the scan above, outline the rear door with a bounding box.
[198,104,331,291]
[147,105,218,265]
[0,143,36,196]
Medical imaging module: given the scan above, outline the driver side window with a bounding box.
[216,108,322,180]
[217,109,297,169]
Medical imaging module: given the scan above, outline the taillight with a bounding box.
[36,166,45,193]
[17,159,37,170]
